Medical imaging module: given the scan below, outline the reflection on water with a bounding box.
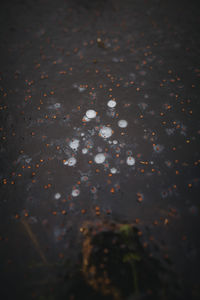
[58,221,179,300]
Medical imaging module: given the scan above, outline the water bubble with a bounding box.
[126,156,135,166]
[82,115,90,122]
[54,103,61,109]
[54,193,61,200]
[64,157,77,166]
[82,148,88,154]
[107,100,116,108]
[118,120,128,128]
[153,144,164,153]
[110,168,117,174]
[94,153,106,164]
[86,109,97,119]
[99,126,112,139]
[78,87,86,92]
[69,139,80,151]
[71,189,80,197]
[81,175,88,182]
[90,186,97,194]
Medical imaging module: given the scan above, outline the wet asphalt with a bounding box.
[0,0,200,299]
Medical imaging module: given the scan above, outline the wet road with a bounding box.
[0,0,200,299]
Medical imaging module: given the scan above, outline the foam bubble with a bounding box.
[153,144,164,153]
[118,120,128,128]
[54,193,61,199]
[110,168,117,174]
[94,153,106,164]
[81,175,88,182]
[82,148,88,154]
[78,87,86,92]
[99,126,112,139]
[82,115,90,122]
[86,109,97,119]
[69,139,80,151]
[64,157,77,166]
[71,189,80,197]
[90,186,97,194]
[107,100,116,108]
[126,156,135,166]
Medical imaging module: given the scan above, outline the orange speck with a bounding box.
[59,253,64,259]
[110,188,115,193]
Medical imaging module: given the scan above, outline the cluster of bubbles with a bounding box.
[59,99,135,198]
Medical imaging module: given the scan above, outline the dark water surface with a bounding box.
[0,0,200,299]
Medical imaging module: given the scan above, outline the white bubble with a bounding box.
[94,153,106,164]
[126,156,135,166]
[81,175,88,182]
[78,87,86,92]
[110,168,117,174]
[54,193,61,200]
[107,110,116,118]
[69,139,80,151]
[90,186,97,194]
[25,157,32,164]
[107,100,116,108]
[71,189,80,197]
[99,126,112,139]
[54,103,61,108]
[82,115,90,122]
[118,120,128,128]
[82,148,88,154]
[86,109,97,119]
[153,144,164,153]
[64,157,77,166]
[113,140,118,144]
